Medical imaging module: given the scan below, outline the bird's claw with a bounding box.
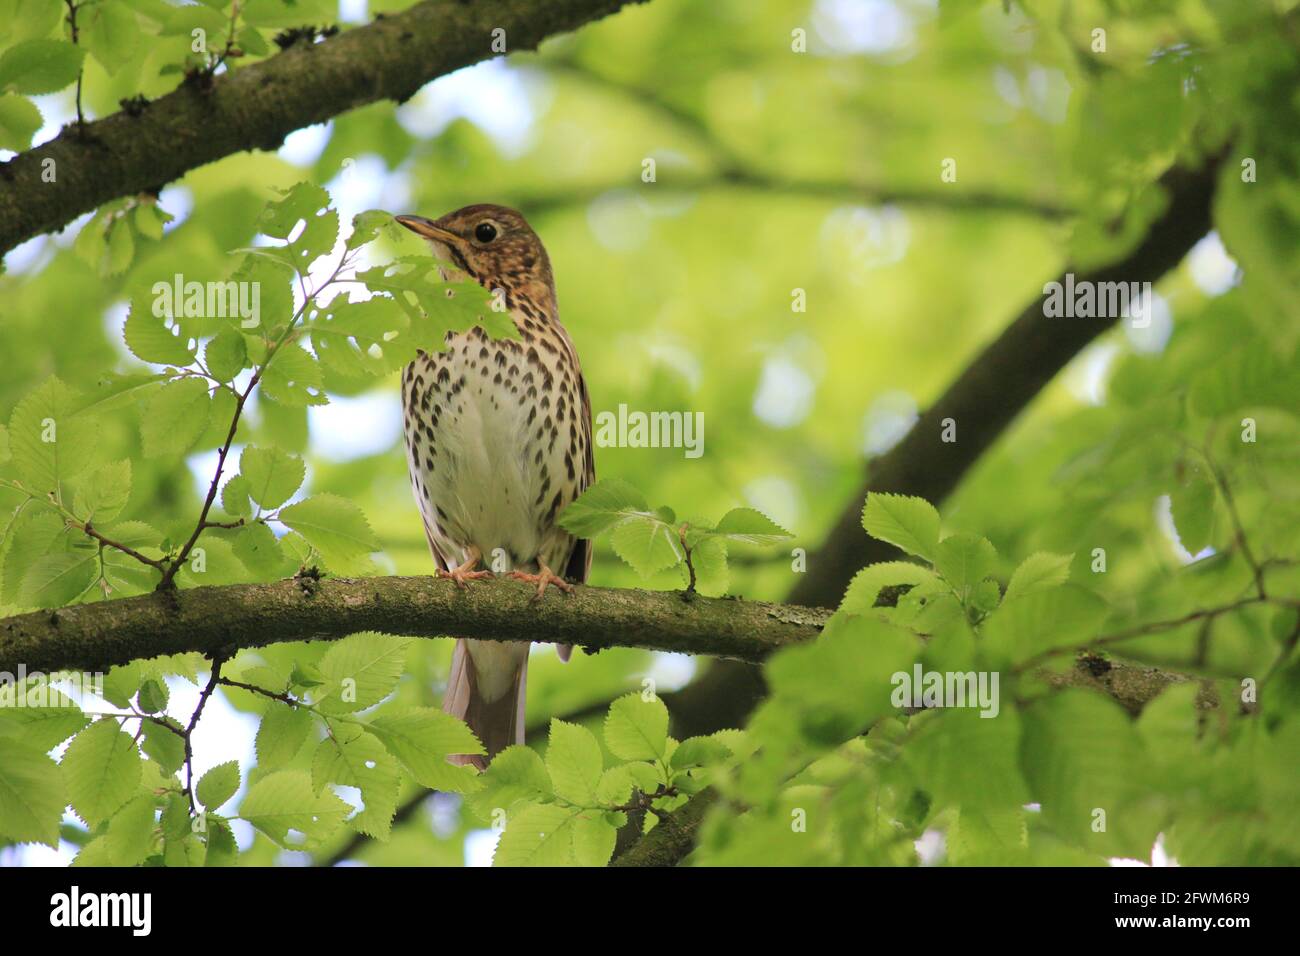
[509,567,575,602]
[436,566,494,589]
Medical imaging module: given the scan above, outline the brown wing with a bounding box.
[562,367,596,586]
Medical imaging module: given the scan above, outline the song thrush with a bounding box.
[394,205,594,768]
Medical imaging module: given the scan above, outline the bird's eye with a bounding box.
[474,222,498,243]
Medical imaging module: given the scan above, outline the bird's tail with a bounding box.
[442,638,527,770]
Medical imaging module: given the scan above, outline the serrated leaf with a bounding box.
[367,707,483,793]
[278,494,379,559]
[222,474,253,518]
[610,517,683,577]
[981,585,1109,666]
[557,478,650,537]
[239,445,305,511]
[61,719,142,827]
[934,532,997,597]
[862,493,941,561]
[124,294,197,365]
[841,561,939,614]
[232,521,289,577]
[197,761,241,811]
[8,376,99,492]
[140,718,184,775]
[0,739,67,847]
[572,812,617,866]
[0,92,41,150]
[545,719,603,805]
[0,687,88,750]
[105,795,156,867]
[238,769,349,849]
[603,693,669,762]
[255,704,312,768]
[0,39,85,95]
[469,745,553,819]
[139,378,212,458]
[71,458,132,523]
[204,330,248,383]
[261,344,327,406]
[493,803,578,866]
[1004,552,1073,602]
[314,632,410,715]
[712,507,792,543]
[311,729,400,840]
[19,549,98,607]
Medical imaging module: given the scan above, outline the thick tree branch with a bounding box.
[665,148,1227,740]
[0,0,645,257]
[0,574,828,675]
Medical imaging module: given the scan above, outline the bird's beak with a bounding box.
[394,214,460,246]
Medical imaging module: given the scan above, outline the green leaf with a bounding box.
[204,330,248,383]
[255,704,312,768]
[711,507,792,543]
[238,769,349,849]
[311,728,400,840]
[137,678,168,714]
[124,295,197,365]
[105,795,156,867]
[603,692,669,762]
[278,494,379,560]
[1020,690,1157,854]
[0,92,41,150]
[469,745,553,819]
[139,378,212,458]
[841,561,939,614]
[980,585,1109,667]
[934,532,997,598]
[493,803,579,866]
[238,445,305,510]
[610,517,683,577]
[367,707,483,793]
[862,493,941,561]
[314,632,410,715]
[197,761,241,811]
[61,718,142,827]
[557,478,650,537]
[232,521,289,577]
[545,719,603,805]
[0,686,88,750]
[572,812,618,866]
[261,344,327,406]
[0,39,85,95]
[101,218,134,277]
[1004,552,1074,602]
[1169,469,1216,555]
[222,474,253,518]
[19,549,98,607]
[140,718,184,775]
[906,708,1029,811]
[0,738,67,847]
[8,376,99,492]
[84,1,142,72]
[71,458,132,523]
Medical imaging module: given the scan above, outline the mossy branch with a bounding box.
[0,0,646,256]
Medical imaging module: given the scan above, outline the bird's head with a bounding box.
[394,204,553,294]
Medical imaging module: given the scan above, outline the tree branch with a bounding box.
[0,0,646,257]
[0,574,829,676]
[664,147,1228,741]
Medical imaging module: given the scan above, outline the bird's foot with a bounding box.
[436,557,494,589]
[509,564,575,602]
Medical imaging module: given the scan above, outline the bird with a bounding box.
[393,205,594,769]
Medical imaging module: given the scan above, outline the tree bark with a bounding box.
[0,0,646,256]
